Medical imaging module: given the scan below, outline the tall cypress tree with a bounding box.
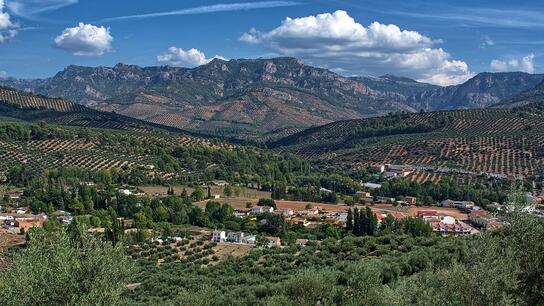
[346,209,353,232]
[358,208,367,236]
[353,208,359,236]
[365,207,377,235]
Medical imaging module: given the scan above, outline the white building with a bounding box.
[362,183,382,189]
[119,189,133,196]
[211,230,226,242]
[278,209,294,217]
[251,206,274,214]
[250,207,263,215]
[262,206,274,213]
[226,231,244,243]
[243,235,256,245]
[0,215,14,221]
[319,187,333,193]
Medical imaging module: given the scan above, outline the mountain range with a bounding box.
[2,57,544,140]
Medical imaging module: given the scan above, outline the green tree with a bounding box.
[223,185,233,197]
[257,198,277,209]
[0,227,132,306]
[346,209,353,232]
[191,186,205,202]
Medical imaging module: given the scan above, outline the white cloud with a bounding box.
[157,47,226,67]
[0,70,7,78]
[0,0,18,43]
[490,54,535,73]
[239,10,474,85]
[100,1,300,22]
[6,0,78,22]
[53,23,113,56]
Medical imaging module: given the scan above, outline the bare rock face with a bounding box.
[405,72,544,111]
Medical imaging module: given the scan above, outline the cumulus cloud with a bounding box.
[490,53,535,73]
[0,70,7,78]
[239,10,473,85]
[53,23,113,56]
[157,47,226,67]
[0,0,18,43]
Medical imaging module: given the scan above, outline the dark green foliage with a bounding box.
[375,178,513,206]
[257,198,276,209]
[0,226,132,306]
[348,207,378,236]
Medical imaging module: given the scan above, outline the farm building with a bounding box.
[416,210,439,221]
[430,217,474,236]
[226,231,244,243]
[211,230,226,242]
[405,196,417,205]
[265,237,281,248]
[441,199,475,209]
[211,180,229,186]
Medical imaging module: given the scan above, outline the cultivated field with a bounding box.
[274,108,544,181]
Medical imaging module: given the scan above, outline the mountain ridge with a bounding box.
[2,58,544,140]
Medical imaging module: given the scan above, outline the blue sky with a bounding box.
[0,0,542,85]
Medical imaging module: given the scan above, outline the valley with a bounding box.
[2,2,544,305]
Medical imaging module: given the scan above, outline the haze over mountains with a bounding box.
[1,57,543,140]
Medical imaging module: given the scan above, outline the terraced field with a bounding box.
[272,106,544,179]
[0,136,143,175]
[0,127,238,180]
[0,86,189,134]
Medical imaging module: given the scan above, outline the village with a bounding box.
[1,163,543,252]
[0,185,515,248]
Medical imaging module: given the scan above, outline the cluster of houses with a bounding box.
[416,210,476,236]
[0,204,74,233]
[210,230,316,248]
[232,205,349,229]
[0,208,47,233]
[210,230,281,248]
[371,164,414,179]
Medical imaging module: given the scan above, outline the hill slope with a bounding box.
[0,86,191,134]
[272,106,544,179]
